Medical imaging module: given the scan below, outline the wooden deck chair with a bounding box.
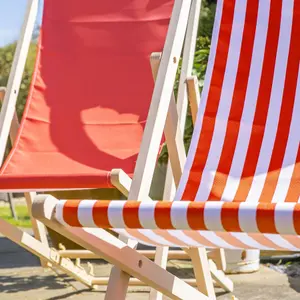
[33,0,300,298]
[0,0,185,289]
[0,0,230,295]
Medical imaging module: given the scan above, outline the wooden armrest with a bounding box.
[186,76,200,125]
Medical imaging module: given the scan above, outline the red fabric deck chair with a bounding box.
[33,0,299,298]
[0,0,173,191]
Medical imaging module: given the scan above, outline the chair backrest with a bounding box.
[1,0,174,179]
[177,0,299,203]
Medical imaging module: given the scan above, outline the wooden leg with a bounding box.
[25,192,49,267]
[149,246,170,300]
[7,193,17,220]
[105,267,131,300]
[0,218,94,287]
[185,248,216,300]
[209,260,234,293]
[213,249,227,271]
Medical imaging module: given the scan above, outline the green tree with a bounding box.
[159,0,216,163]
[0,42,37,120]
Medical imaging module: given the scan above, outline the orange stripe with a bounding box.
[187,202,207,230]
[183,231,219,248]
[182,0,236,201]
[123,201,142,228]
[233,0,283,201]
[247,233,281,249]
[63,200,82,227]
[285,147,300,202]
[282,236,300,249]
[92,200,111,228]
[259,1,300,203]
[125,229,164,246]
[208,0,259,201]
[220,202,241,232]
[216,232,250,249]
[154,230,188,246]
[293,205,300,235]
[154,202,175,229]
[256,203,278,234]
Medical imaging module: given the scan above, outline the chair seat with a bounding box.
[0,172,121,191]
[0,0,172,192]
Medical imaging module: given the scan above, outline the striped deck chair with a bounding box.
[33,0,300,298]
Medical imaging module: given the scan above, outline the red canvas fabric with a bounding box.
[0,0,174,190]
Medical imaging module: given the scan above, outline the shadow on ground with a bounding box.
[0,237,40,268]
[0,274,73,293]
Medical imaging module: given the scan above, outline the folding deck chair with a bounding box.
[33,0,300,298]
[0,0,231,297]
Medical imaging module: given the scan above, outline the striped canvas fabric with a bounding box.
[56,0,300,250]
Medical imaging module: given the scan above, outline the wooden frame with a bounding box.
[32,195,210,300]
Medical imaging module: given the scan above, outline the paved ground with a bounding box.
[1,233,300,300]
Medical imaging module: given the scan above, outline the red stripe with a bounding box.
[259,1,300,203]
[221,202,242,232]
[182,0,236,200]
[123,201,142,228]
[233,0,283,201]
[207,0,259,201]
[62,200,82,227]
[93,200,111,228]
[256,203,277,234]
[154,202,175,229]
[187,202,207,230]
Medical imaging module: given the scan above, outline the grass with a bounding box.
[0,205,32,228]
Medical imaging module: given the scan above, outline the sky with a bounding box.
[0,0,43,47]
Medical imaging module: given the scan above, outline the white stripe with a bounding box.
[55,199,68,226]
[264,234,299,251]
[238,202,259,233]
[108,229,160,247]
[170,202,190,229]
[138,202,158,229]
[199,231,237,249]
[221,0,271,201]
[274,203,297,235]
[138,229,175,246]
[272,69,300,203]
[195,0,248,201]
[230,232,273,250]
[168,230,204,247]
[204,202,224,231]
[77,200,97,227]
[175,0,224,201]
[246,0,294,203]
[107,201,126,228]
